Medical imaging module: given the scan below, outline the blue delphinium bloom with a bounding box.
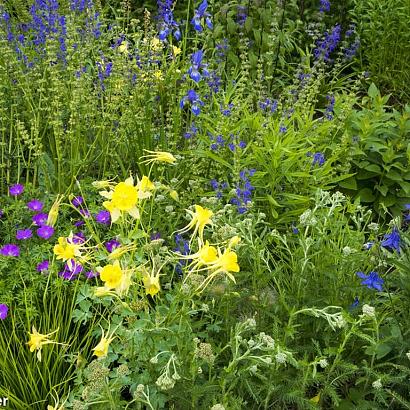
[236,5,247,26]
[312,152,325,166]
[363,241,374,250]
[188,50,209,82]
[381,227,401,253]
[325,95,335,120]
[180,89,204,116]
[259,98,278,113]
[230,169,255,214]
[157,0,181,41]
[319,0,330,12]
[356,271,384,292]
[348,296,360,311]
[314,24,341,62]
[191,0,212,32]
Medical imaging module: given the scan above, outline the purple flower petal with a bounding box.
[0,304,8,320]
[9,184,24,196]
[37,225,54,240]
[0,244,20,257]
[27,200,44,212]
[16,228,33,240]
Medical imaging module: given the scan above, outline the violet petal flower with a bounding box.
[0,244,20,257]
[95,210,111,225]
[32,213,48,226]
[37,225,54,240]
[36,260,50,272]
[16,229,33,240]
[9,184,24,196]
[105,238,121,253]
[381,227,400,253]
[27,199,44,212]
[0,304,8,320]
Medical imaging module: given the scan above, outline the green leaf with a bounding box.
[386,169,403,181]
[357,188,376,202]
[368,83,380,99]
[364,164,381,173]
[339,177,357,190]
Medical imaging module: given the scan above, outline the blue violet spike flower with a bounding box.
[180,89,204,116]
[191,0,213,32]
[381,227,401,253]
[356,271,384,292]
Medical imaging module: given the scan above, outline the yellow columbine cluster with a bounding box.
[177,237,240,293]
[178,205,213,240]
[100,175,154,223]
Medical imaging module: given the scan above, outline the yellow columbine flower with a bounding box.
[178,240,218,274]
[27,326,61,362]
[153,70,163,81]
[150,37,162,51]
[169,190,179,201]
[141,267,161,297]
[136,175,155,199]
[140,150,177,165]
[92,178,116,189]
[47,194,64,227]
[118,42,128,53]
[172,45,181,56]
[98,260,123,289]
[101,176,140,222]
[228,236,241,248]
[53,234,82,265]
[310,393,320,404]
[108,244,137,260]
[93,327,117,359]
[178,205,213,240]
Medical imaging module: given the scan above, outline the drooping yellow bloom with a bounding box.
[209,248,240,277]
[310,393,320,404]
[228,236,241,248]
[101,176,140,223]
[108,244,137,260]
[169,190,179,201]
[172,45,181,57]
[153,70,163,81]
[118,42,128,53]
[47,194,64,227]
[140,150,177,165]
[178,205,213,240]
[92,327,117,359]
[142,268,161,297]
[53,234,82,265]
[136,175,155,199]
[98,260,123,289]
[27,326,61,362]
[47,391,68,410]
[92,178,116,189]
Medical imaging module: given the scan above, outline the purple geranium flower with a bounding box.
[36,260,50,273]
[9,184,24,196]
[37,225,54,240]
[59,259,83,280]
[16,229,33,240]
[95,210,111,225]
[72,196,84,207]
[0,304,8,320]
[105,238,121,253]
[85,270,99,279]
[32,213,48,226]
[72,232,86,244]
[0,244,20,257]
[27,199,44,212]
[356,271,384,292]
[381,227,400,253]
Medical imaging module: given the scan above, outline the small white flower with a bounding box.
[275,352,287,364]
[372,379,382,389]
[406,352,410,360]
[319,358,328,368]
[165,205,174,213]
[362,304,375,318]
[368,222,379,231]
[342,246,355,256]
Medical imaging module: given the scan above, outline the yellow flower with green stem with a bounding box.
[92,325,119,359]
[27,326,65,362]
[140,150,177,165]
[96,260,134,297]
[100,176,140,223]
[53,232,85,269]
[177,205,213,241]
